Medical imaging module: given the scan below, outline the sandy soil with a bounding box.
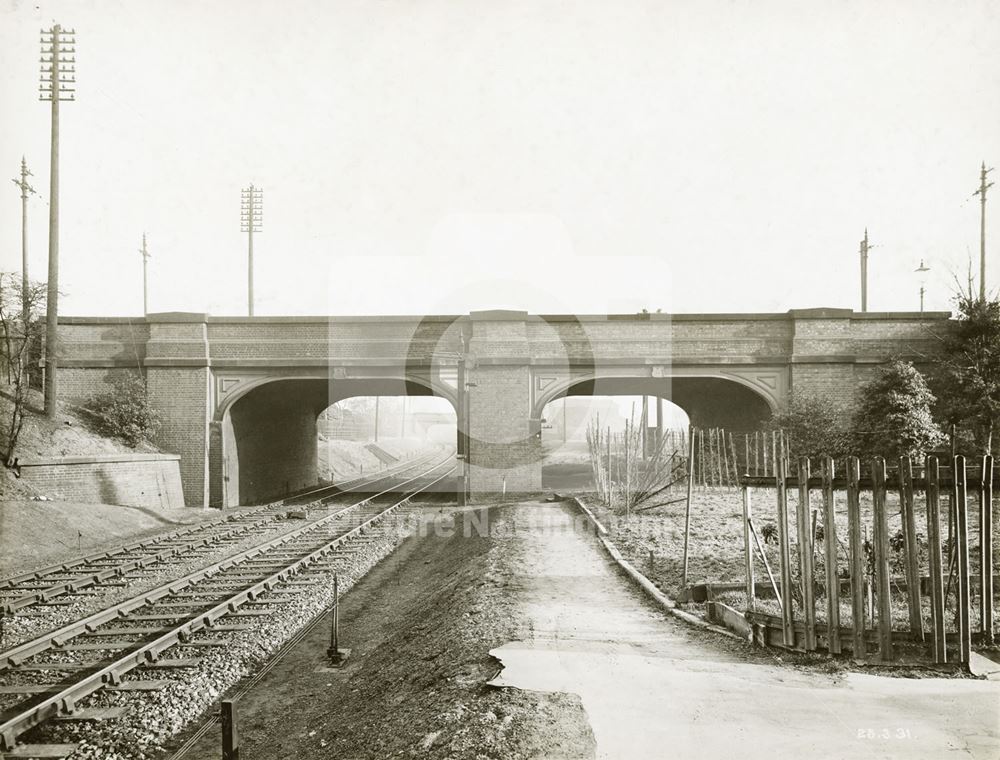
[170,504,596,760]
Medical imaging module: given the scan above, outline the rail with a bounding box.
[0,459,453,751]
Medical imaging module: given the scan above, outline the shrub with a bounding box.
[852,360,944,460]
[766,395,852,459]
[930,293,1000,455]
[89,373,160,447]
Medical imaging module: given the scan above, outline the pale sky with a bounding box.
[1,0,998,317]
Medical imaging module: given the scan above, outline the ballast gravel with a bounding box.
[17,508,422,760]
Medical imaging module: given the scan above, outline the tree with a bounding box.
[853,360,944,459]
[0,272,46,467]
[766,395,851,459]
[88,372,161,447]
[930,291,1000,454]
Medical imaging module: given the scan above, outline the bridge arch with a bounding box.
[531,369,779,434]
[212,373,457,507]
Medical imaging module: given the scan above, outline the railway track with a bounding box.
[0,449,445,618]
[0,457,454,755]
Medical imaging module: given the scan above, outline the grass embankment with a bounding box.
[0,387,161,500]
[0,501,218,576]
[0,389,213,577]
[589,486,1000,634]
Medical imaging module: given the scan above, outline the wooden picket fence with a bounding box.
[740,454,996,665]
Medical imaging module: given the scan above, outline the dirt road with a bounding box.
[491,502,1000,760]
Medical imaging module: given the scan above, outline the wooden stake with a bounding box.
[899,457,924,641]
[955,455,971,665]
[682,426,696,589]
[872,457,893,661]
[743,485,755,610]
[926,456,947,663]
[698,427,706,489]
[847,456,866,658]
[796,457,817,650]
[822,457,841,654]
[222,699,240,760]
[730,433,740,487]
[981,455,995,645]
[776,456,795,646]
[721,429,731,487]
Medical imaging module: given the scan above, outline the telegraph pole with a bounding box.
[974,162,994,300]
[916,259,930,313]
[40,24,76,419]
[859,229,873,312]
[11,157,35,317]
[240,185,262,316]
[140,233,150,315]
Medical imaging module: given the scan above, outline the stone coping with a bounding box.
[18,453,181,467]
[58,309,953,325]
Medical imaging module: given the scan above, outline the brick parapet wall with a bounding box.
[53,309,955,502]
[17,453,184,508]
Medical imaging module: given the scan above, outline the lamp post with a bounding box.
[915,259,930,313]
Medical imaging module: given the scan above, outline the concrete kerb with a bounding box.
[567,496,744,643]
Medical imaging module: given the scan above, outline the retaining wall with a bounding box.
[16,453,185,508]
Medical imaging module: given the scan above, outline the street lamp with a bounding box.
[915,259,930,313]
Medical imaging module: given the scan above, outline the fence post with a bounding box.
[682,427,696,589]
[743,483,755,610]
[899,457,924,641]
[926,456,947,663]
[328,573,346,665]
[776,456,795,647]
[872,458,893,660]
[822,456,840,654]
[955,455,971,666]
[221,699,240,760]
[981,455,995,646]
[796,457,817,650]
[847,456,866,658]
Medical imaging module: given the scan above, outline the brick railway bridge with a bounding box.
[56,308,950,507]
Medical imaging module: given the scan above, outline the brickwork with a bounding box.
[789,364,860,408]
[225,380,327,504]
[58,367,132,406]
[147,366,210,507]
[467,364,542,494]
[18,453,184,508]
[55,309,954,504]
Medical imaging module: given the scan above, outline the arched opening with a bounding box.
[318,395,456,481]
[537,375,772,490]
[218,377,457,506]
